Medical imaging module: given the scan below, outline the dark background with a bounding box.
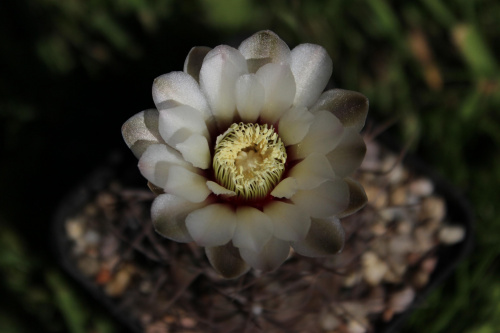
[1,0,499,332]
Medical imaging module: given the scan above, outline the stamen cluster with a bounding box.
[213,123,286,200]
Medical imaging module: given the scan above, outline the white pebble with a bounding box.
[362,252,389,286]
[439,225,466,245]
[388,287,415,313]
[65,217,84,240]
[409,178,434,197]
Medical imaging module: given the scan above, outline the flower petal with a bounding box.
[238,30,291,73]
[205,243,250,279]
[152,71,211,120]
[233,206,273,253]
[239,237,290,271]
[151,194,213,243]
[310,89,369,132]
[175,134,211,169]
[256,63,296,124]
[339,177,368,218]
[206,181,236,196]
[277,106,314,146]
[122,109,165,159]
[291,178,349,218]
[147,182,165,195]
[165,165,210,203]
[199,45,248,128]
[290,44,333,108]
[183,46,212,82]
[158,105,210,147]
[264,201,311,241]
[326,128,367,177]
[138,144,194,188]
[235,74,265,122]
[185,204,236,247]
[270,177,298,199]
[291,217,345,257]
[289,111,344,160]
[289,153,336,190]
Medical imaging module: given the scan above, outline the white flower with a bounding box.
[122,31,368,278]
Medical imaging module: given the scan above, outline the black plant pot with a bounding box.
[52,139,473,333]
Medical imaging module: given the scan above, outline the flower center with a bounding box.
[213,123,287,200]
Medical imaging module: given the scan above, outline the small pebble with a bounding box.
[413,226,436,253]
[419,196,446,223]
[362,252,389,286]
[252,304,263,316]
[390,186,408,206]
[105,264,135,297]
[389,234,413,254]
[180,317,196,328]
[438,225,466,244]
[371,220,387,236]
[145,321,168,333]
[388,287,415,313]
[421,257,438,273]
[409,178,434,197]
[396,220,413,235]
[139,280,153,294]
[383,263,406,284]
[382,157,406,184]
[364,185,389,209]
[65,218,84,240]
[84,230,100,245]
[412,270,431,288]
[77,257,100,276]
[383,287,415,320]
[347,320,368,333]
[343,271,362,288]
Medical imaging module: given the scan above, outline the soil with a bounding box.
[57,136,469,333]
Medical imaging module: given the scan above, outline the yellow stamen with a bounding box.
[213,123,287,200]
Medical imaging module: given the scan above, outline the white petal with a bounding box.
[327,128,366,177]
[256,63,296,124]
[175,134,211,169]
[290,111,344,160]
[239,237,290,271]
[121,109,165,159]
[206,181,236,196]
[339,177,368,218]
[291,179,349,218]
[290,44,333,108]
[138,144,193,188]
[277,106,314,146]
[310,89,369,132]
[289,153,336,190]
[185,204,236,247]
[235,74,265,122]
[264,201,311,241]
[199,45,248,128]
[232,206,273,253]
[151,194,213,243]
[152,71,211,120]
[165,165,210,203]
[158,105,210,147]
[270,177,298,199]
[291,217,345,257]
[205,243,250,279]
[238,30,291,73]
[183,46,212,82]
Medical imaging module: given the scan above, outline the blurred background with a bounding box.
[1,0,499,332]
